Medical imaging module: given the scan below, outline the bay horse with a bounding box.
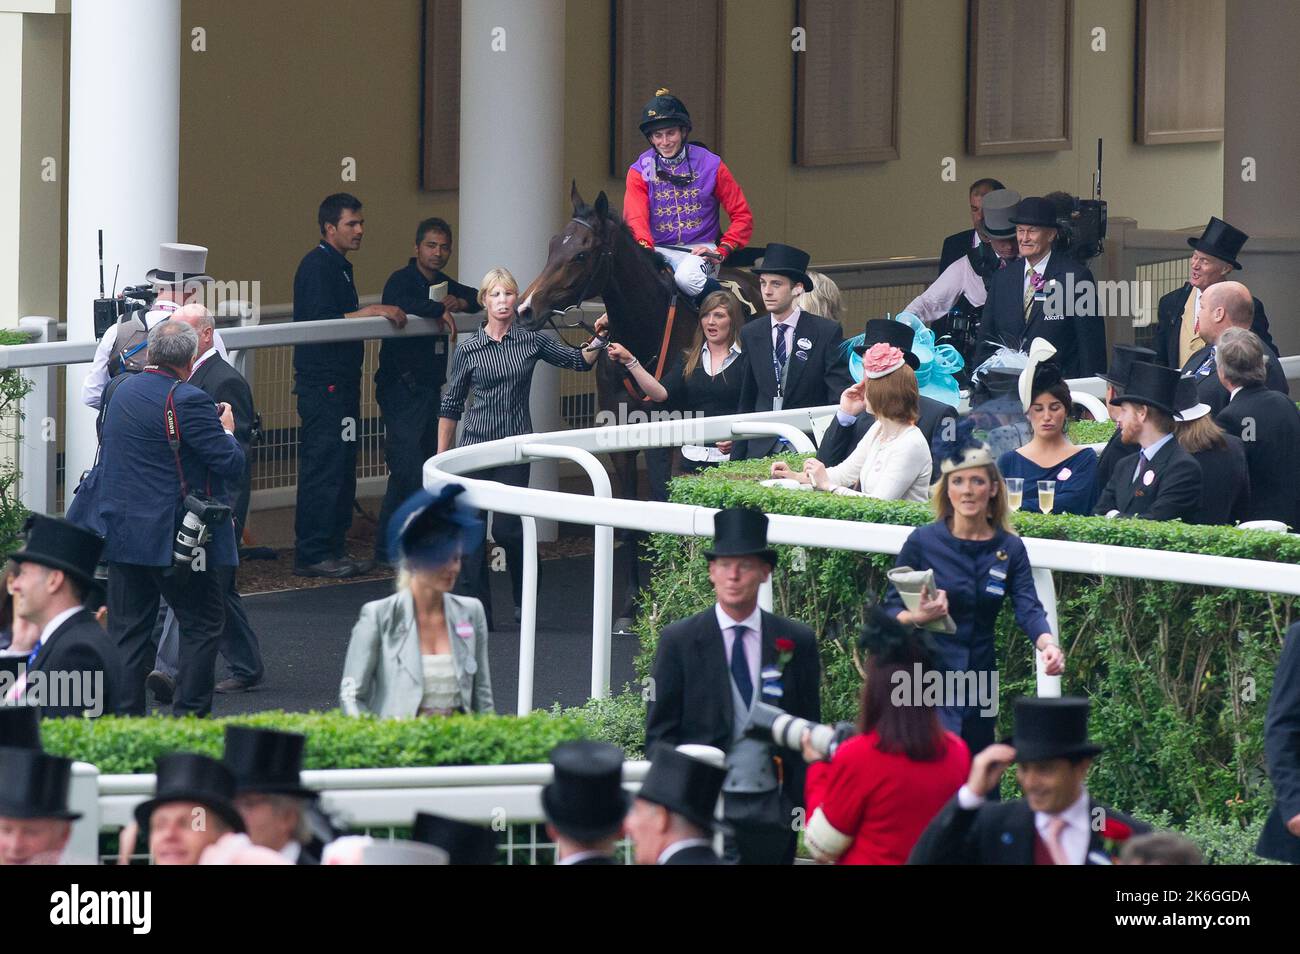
[517,183,761,625]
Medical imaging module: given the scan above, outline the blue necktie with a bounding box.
[27,641,41,668]
[1196,346,1216,378]
[774,324,788,373]
[730,626,753,707]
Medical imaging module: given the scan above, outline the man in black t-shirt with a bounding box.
[373,218,481,565]
[291,193,406,578]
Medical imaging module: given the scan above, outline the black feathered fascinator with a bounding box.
[857,605,939,671]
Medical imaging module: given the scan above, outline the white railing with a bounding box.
[426,399,1300,711]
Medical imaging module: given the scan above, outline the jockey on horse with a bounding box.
[623,88,754,307]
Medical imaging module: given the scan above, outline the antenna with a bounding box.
[111,264,120,298]
[98,229,106,297]
[1094,138,1103,199]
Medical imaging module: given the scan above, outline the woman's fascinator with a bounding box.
[932,417,996,475]
[1018,337,1062,413]
[858,605,939,671]
[386,484,485,570]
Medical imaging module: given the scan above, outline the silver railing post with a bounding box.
[17,316,59,515]
[517,515,539,714]
[1031,567,1063,697]
[67,761,101,862]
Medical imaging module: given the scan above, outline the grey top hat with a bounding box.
[146,243,213,286]
[980,189,1021,239]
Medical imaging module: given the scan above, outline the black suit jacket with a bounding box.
[645,607,821,811]
[939,229,976,274]
[661,844,724,865]
[977,254,1105,378]
[1258,621,1300,863]
[188,353,256,532]
[1094,429,1134,492]
[1189,436,1250,526]
[1215,384,1300,527]
[909,793,1151,865]
[1154,284,1277,368]
[815,396,958,480]
[567,855,618,865]
[1179,343,1289,417]
[736,311,853,459]
[0,608,122,718]
[1094,437,1203,522]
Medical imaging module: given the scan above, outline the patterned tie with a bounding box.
[1196,346,1217,378]
[729,626,753,708]
[1045,816,1071,865]
[1023,267,1037,317]
[774,323,788,371]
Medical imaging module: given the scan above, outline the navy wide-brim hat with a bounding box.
[411,812,499,865]
[1010,697,1103,763]
[223,725,317,800]
[133,753,246,834]
[9,514,103,589]
[541,740,630,842]
[0,747,80,820]
[1009,197,1059,229]
[703,507,777,566]
[387,484,485,571]
[751,243,813,292]
[853,318,920,367]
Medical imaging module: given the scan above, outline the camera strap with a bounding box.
[163,380,190,499]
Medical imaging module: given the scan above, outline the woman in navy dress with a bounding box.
[884,425,1065,757]
[996,355,1098,514]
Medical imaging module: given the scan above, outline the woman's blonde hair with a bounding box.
[866,364,920,424]
[796,271,843,326]
[477,266,519,307]
[930,464,1015,534]
[1175,415,1227,455]
[683,290,743,377]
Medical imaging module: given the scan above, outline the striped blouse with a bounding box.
[440,323,593,445]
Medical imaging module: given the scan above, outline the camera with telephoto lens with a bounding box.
[173,493,232,569]
[745,701,857,762]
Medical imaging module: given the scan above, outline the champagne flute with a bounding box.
[1005,477,1023,511]
[1038,480,1057,515]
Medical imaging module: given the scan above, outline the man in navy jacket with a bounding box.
[98,321,245,716]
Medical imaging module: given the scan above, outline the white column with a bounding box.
[64,0,180,506]
[459,0,565,541]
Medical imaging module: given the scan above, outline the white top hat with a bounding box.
[146,243,213,286]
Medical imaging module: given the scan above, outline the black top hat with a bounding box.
[223,725,317,800]
[1009,197,1059,229]
[133,753,246,833]
[0,747,80,820]
[853,318,920,367]
[1010,697,1103,763]
[9,515,103,589]
[1172,376,1212,423]
[1108,361,1181,417]
[639,88,692,136]
[637,743,728,833]
[0,706,42,750]
[387,484,485,571]
[541,740,629,842]
[703,508,777,566]
[411,812,499,865]
[751,243,813,292]
[1188,217,1248,270]
[1098,344,1157,390]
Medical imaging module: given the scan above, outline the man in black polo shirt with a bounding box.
[373,218,481,566]
[292,193,407,578]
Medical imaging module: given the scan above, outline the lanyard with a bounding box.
[771,325,790,397]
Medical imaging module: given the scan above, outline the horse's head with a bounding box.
[516,182,616,330]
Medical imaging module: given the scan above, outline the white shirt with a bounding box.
[770,308,802,353]
[657,838,714,864]
[82,302,230,409]
[1023,252,1052,297]
[191,347,220,374]
[700,342,742,376]
[824,422,932,501]
[715,603,761,695]
[1132,431,1174,481]
[278,841,302,864]
[905,255,992,325]
[1229,385,1244,401]
[956,785,1093,865]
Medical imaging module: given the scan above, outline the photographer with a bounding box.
[800,609,970,865]
[82,243,230,409]
[97,320,244,716]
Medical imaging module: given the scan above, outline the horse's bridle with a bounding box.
[539,216,612,351]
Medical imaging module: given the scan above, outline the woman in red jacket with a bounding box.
[803,609,970,865]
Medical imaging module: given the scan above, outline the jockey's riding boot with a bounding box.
[692,277,724,308]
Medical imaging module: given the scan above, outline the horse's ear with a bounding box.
[594,191,609,218]
[570,180,584,213]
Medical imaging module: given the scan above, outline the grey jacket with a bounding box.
[340,590,493,717]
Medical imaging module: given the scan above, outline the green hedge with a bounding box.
[0,327,33,554]
[41,711,590,775]
[637,457,1296,841]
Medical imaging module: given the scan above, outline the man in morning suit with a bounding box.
[1152,216,1276,370]
[0,516,121,718]
[937,178,1005,273]
[1094,362,1202,522]
[626,744,728,865]
[736,244,853,460]
[976,197,1105,379]
[98,320,245,717]
[817,318,958,479]
[225,725,324,865]
[645,508,821,864]
[1094,344,1158,491]
[1213,328,1300,528]
[909,697,1151,864]
[1257,621,1300,863]
[1178,281,1287,418]
[542,740,629,865]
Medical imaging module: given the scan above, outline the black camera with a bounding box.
[173,493,232,569]
[745,701,856,762]
[1053,196,1107,262]
[93,284,158,341]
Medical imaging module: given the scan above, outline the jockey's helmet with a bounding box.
[639,87,692,137]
